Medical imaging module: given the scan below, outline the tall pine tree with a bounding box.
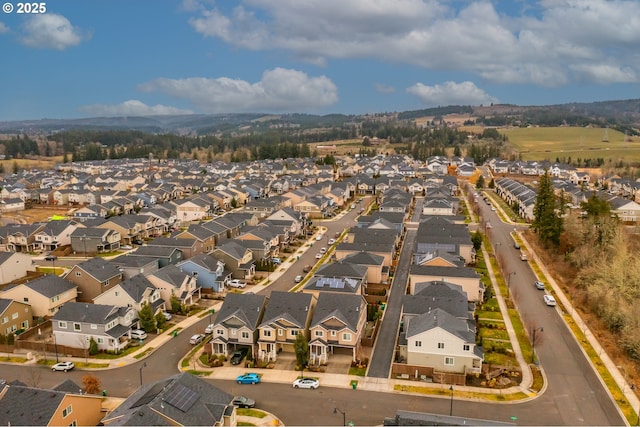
[532,170,563,248]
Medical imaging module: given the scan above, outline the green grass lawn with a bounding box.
[501,126,640,162]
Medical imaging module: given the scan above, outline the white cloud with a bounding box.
[20,14,88,50]
[186,0,640,86]
[407,81,498,107]
[375,83,396,94]
[138,68,338,113]
[0,22,9,34]
[79,100,193,117]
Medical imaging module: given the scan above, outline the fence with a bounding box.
[391,363,466,385]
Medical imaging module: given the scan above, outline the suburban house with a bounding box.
[176,254,229,294]
[0,382,104,427]
[34,220,82,252]
[172,197,211,223]
[0,275,77,319]
[308,293,367,365]
[101,373,237,427]
[0,223,44,253]
[0,251,35,285]
[93,274,166,321]
[145,264,201,308]
[145,237,202,259]
[213,240,255,280]
[69,227,121,255]
[63,258,124,303]
[414,217,474,264]
[129,245,184,267]
[109,255,160,280]
[339,251,388,284]
[173,224,219,253]
[0,198,25,213]
[257,291,315,362]
[398,307,482,374]
[408,265,483,302]
[209,292,267,358]
[302,262,368,297]
[52,302,136,353]
[0,298,32,336]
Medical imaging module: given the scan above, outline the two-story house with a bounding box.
[209,292,267,359]
[0,251,35,285]
[34,220,83,252]
[308,293,367,365]
[145,264,201,307]
[52,302,136,353]
[63,258,124,303]
[70,227,121,255]
[0,275,77,319]
[176,254,229,294]
[257,291,315,362]
[93,274,166,323]
[0,298,32,336]
[213,240,255,280]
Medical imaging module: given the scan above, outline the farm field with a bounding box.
[500,127,640,162]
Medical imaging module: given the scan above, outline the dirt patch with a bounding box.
[8,205,74,224]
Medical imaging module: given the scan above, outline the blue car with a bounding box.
[236,373,261,384]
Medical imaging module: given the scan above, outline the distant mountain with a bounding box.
[1,99,638,135]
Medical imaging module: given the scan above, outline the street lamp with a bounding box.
[333,407,346,426]
[532,327,544,363]
[139,362,147,386]
[449,385,454,416]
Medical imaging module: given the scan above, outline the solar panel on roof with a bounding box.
[164,383,200,412]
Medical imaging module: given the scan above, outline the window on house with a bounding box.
[241,332,249,339]
[74,323,81,331]
[115,291,119,297]
[23,297,28,303]
[277,329,283,336]
[314,330,323,337]
[11,312,18,320]
[331,330,336,337]
[415,340,422,347]
[463,344,470,351]
[75,272,81,277]
[21,321,28,329]
[231,329,237,336]
[342,333,352,341]
[437,342,444,349]
[91,324,97,329]
[445,357,454,366]
[1,317,7,324]
[62,405,72,418]
[291,330,298,336]
[97,337,103,344]
[264,330,271,337]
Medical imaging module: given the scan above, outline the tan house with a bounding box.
[145,264,201,307]
[339,251,387,284]
[63,257,124,303]
[408,265,483,302]
[209,292,266,358]
[0,251,36,285]
[0,275,77,319]
[0,383,104,427]
[308,293,367,365]
[0,298,32,336]
[257,291,315,362]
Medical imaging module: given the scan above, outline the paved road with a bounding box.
[478,193,624,426]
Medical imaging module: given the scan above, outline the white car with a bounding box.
[294,275,303,283]
[131,329,147,340]
[189,334,205,345]
[328,238,336,245]
[315,253,323,259]
[228,279,247,289]
[293,377,320,389]
[543,294,557,306]
[320,247,327,254]
[204,324,215,334]
[121,245,133,250]
[51,361,75,372]
[162,311,172,320]
[316,235,323,241]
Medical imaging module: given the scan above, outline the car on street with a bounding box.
[52,361,75,372]
[491,206,497,211]
[543,294,557,306]
[316,234,323,241]
[534,281,545,290]
[204,324,215,334]
[294,275,303,283]
[486,222,492,229]
[130,329,147,340]
[232,395,256,408]
[189,334,205,345]
[228,279,247,289]
[328,238,336,245]
[293,377,320,389]
[236,373,261,384]
[319,247,327,254]
[230,347,249,365]
[315,253,323,259]
[520,252,528,261]
[514,242,521,250]
[44,255,58,261]
[120,245,133,250]
[303,265,312,273]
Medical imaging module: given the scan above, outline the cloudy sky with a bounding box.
[1,0,639,120]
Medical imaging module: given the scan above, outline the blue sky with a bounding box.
[1,0,639,121]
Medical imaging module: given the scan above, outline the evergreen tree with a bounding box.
[138,302,156,333]
[12,161,19,174]
[476,175,485,189]
[532,170,563,247]
[293,333,309,376]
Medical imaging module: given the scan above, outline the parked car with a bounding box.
[328,238,336,245]
[44,255,57,261]
[236,373,261,384]
[303,265,312,273]
[232,395,256,408]
[133,239,144,245]
[319,247,327,254]
[162,311,172,320]
[543,294,557,306]
[520,252,528,261]
[271,257,281,265]
[534,281,545,290]
[514,242,521,250]
[293,377,320,389]
[204,324,215,334]
[51,361,74,372]
[230,347,249,365]
[189,334,205,345]
[315,253,323,259]
[121,245,133,250]
[316,234,323,241]
[130,329,147,340]
[491,206,497,211]
[294,275,303,283]
[228,279,247,289]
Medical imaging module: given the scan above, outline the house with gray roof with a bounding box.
[339,251,388,284]
[409,265,483,302]
[146,264,201,307]
[129,245,184,267]
[63,257,124,303]
[0,275,77,319]
[101,372,235,427]
[0,251,35,285]
[145,236,202,259]
[258,291,315,362]
[414,216,473,264]
[52,302,136,353]
[34,219,82,252]
[70,227,121,255]
[110,255,159,280]
[94,274,166,324]
[308,293,367,365]
[209,292,267,358]
[213,240,255,280]
[303,262,368,297]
